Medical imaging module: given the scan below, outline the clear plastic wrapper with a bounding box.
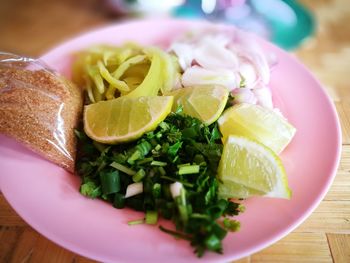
[0,52,83,172]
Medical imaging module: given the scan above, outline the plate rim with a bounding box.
[1,17,342,263]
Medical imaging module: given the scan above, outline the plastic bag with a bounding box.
[0,52,83,172]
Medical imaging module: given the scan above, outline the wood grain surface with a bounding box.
[0,0,349,262]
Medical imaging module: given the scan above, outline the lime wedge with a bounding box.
[218,135,292,199]
[167,85,229,125]
[218,103,296,153]
[84,96,173,144]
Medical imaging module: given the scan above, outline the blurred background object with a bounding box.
[106,0,185,15]
[106,0,315,50]
[0,0,315,55]
[173,0,315,50]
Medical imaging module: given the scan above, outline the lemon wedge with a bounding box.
[84,96,173,144]
[218,103,296,153]
[167,85,229,125]
[218,135,292,199]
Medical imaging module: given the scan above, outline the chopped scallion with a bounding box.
[110,162,136,176]
[132,169,146,182]
[100,170,120,195]
[158,166,166,176]
[152,183,161,198]
[160,176,194,188]
[125,182,143,198]
[151,161,167,166]
[137,157,153,165]
[93,141,107,152]
[113,193,125,208]
[145,210,158,225]
[128,219,144,225]
[177,163,191,168]
[127,151,141,164]
[154,144,161,151]
[178,165,200,175]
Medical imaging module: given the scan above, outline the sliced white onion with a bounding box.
[252,86,273,109]
[232,88,257,105]
[238,60,258,87]
[230,31,271,84]
[125,182,143,198]
[170,182,183,199]
[169,43,194,71]
[253,52,270,85]
[182,66,236,89]
[171,28,276,110]
[231,49,270,85]
[193,36,238,70]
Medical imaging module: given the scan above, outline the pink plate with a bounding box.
[0,19,342,262]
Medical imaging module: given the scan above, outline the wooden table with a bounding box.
[0,0,349,262]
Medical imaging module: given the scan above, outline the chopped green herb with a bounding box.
[128,219,144,225]
[223,218,241,232]
[100,170,120,195]
[178,165,200,175]
[110,162,136,176]
[150,160,167,166]
[113,193,125,208]
[80,180,101,198]
[76,112,242,257]
[145,210,158,224]
[132,169,146,182]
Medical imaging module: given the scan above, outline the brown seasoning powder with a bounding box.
[0,68,83,172]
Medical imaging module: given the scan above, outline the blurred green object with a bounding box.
[251,0,315,50]
[107,0,315,50]
[172,0,315,50]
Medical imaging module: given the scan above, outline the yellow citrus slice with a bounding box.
[218,135,292,199]
[218,103,296,153]
[167,85,229,125]
[84,96,173,144]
